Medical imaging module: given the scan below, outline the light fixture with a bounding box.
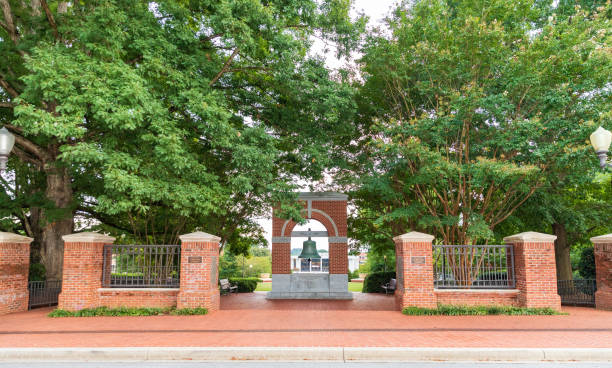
[0,127,15,171]
[590,127,612,170]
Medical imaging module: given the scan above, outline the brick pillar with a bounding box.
[393,232,436,310]
[591,234,612,310]
[58,232,115,311]
[177,232,220,312]
[329,242,348,274]
[0,232,33,315]
[504,231,561,310]
[271,242,291,274]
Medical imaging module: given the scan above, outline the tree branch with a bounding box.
[209,47,239,87]
[9,131,50,162]
[40,0,59,41]
[0,77,19,98]
[11,146,43,167]
[0,0,18,43]
[0,101,15,108]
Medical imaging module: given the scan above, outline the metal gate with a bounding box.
[557,279,596,307]
[28,280,62,309]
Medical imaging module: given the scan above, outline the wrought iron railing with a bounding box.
[102,245,181,288]
[28,280,62,309]
[433,244,515,289]
[557,279,596,306]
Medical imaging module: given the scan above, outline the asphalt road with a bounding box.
[0,363,611,368]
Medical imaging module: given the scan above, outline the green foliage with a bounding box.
[362,271,396,293]
[348,269,359,280]
[402,305,563,316]
[28,263,46,282]
[365,250,395,273]
[577,247,596,279]
[219,252,240,280]
[170,307,208,316]
[228,277,261,293]
[349,0,612,251]
[0,0,363,269]
[48,307,172,317]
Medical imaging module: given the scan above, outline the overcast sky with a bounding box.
[256,0,399,250]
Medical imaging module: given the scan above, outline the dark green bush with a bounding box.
[29,263,46,282]
[578,247,596,279]
[362,271,396,293]
[228,277,260,292]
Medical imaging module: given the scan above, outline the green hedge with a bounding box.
[402,305,563,316]
[48,306,208,317]
[362,271,396,293]
[228,277,261,292]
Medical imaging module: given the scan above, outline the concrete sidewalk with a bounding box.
[0,347,611,362]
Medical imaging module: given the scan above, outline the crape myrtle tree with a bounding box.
[347,0,611,282]
[0,0,363,279]
[496,173,612,280]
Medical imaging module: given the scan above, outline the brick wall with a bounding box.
[329,242,348,274]
[98,288,178,308]
[435,290,519,306]
[393,232,437,309]
[58,231,221,313]
[592,234,612,310]
[0,233,33,315]
[177,232,221,312]
[504,232,561,310]
[271,242,291,274]
[58,233,115,311]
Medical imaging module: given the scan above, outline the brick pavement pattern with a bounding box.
[0,293,611,348]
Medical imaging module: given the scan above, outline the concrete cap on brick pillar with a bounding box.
[0,232,33,244]
[62,232,115,243]
[179,231,221,243]
[393,231,435,242]
[503,231,557,243]
[591,233,612,244]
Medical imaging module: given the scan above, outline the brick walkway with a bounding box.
[0,292,611,348]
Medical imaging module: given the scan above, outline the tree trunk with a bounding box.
[39,165,74,280]
[553,223,572,281]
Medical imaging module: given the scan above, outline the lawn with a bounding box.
[255,281,363,292]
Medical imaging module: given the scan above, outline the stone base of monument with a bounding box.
[266,273,353,300]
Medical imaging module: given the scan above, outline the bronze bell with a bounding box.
[298,229,321,259]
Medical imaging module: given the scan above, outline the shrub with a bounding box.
[577,247,596,279]
[48,306,208,317]
[348,269,359,280]
[29,263,46,282]
[362,271,396,293]
[228,277,261,292]
[402,304,563,316]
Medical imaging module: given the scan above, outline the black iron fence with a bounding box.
[28,280,62,309]
[557,279,596,307]
[102,245,181,288]
[433,244,515,289]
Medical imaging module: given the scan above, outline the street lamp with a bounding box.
[0,127,15,171]
[590,126,612,170]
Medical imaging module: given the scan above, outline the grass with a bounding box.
[255,281,364,292]
[48,306,208,317]
[402,304,564,316]
[255,282,272,291]
[348,281,364,292]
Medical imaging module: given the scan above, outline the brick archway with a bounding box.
[268,192,351,299]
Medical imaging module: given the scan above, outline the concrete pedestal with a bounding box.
[266,273,353,300]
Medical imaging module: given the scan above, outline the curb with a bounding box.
[0,347,611,362]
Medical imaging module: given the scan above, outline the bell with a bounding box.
[298,229,321,259]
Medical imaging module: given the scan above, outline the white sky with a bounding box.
[256,0,399,250]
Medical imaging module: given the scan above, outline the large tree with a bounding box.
[348,0,611,253]
[0,0,362,279]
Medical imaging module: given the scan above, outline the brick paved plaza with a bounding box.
[0,293,610,349]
